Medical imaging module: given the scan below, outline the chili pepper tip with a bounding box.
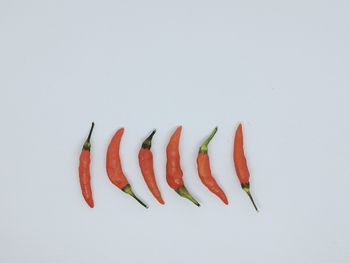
[87,200,94,208]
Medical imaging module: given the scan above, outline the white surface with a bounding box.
[1,1,350,262]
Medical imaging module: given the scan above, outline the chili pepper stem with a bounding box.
[142,129,156,149]
[199,127,218,154]
[83,122,95,151]
[176,186,200,207]
[242,183,258,212]
[122,184,148,209]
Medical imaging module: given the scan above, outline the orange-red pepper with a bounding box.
[166,126,200,206]
[78,122,95,208]
[138,130,165,204]
[106,128,148,208]
[234,123,258,211]
[197,127,228,204]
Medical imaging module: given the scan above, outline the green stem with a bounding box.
[141,129,156,149]
[176,186,200,207]
[199,127,218,154]
[83,122,95,151]
[122,184,148,209]
[242,183,259,212]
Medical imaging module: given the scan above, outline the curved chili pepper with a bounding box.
[234,123,258,211]
[78,122,95,208]
[166,126,200,206]
[197,127,228,205]
[106,128,148,208]
[138,130,165,205]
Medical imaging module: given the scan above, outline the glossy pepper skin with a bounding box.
[138,130,165,205]
[166,126,200,206]
[79,122,95,208]
[234,123,258,211]
[106,128,148,208]
[197,127,228,205]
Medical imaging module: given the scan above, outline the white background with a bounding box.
[1,0,349,262]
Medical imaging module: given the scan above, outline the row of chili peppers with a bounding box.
[79,123,258,211]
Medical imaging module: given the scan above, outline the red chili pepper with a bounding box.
[138,130,165,205]
[106,128,148,208]
[166,126,200,206]
[197,127,228,205]
[78,122,95,208]
[234,123,258,211]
